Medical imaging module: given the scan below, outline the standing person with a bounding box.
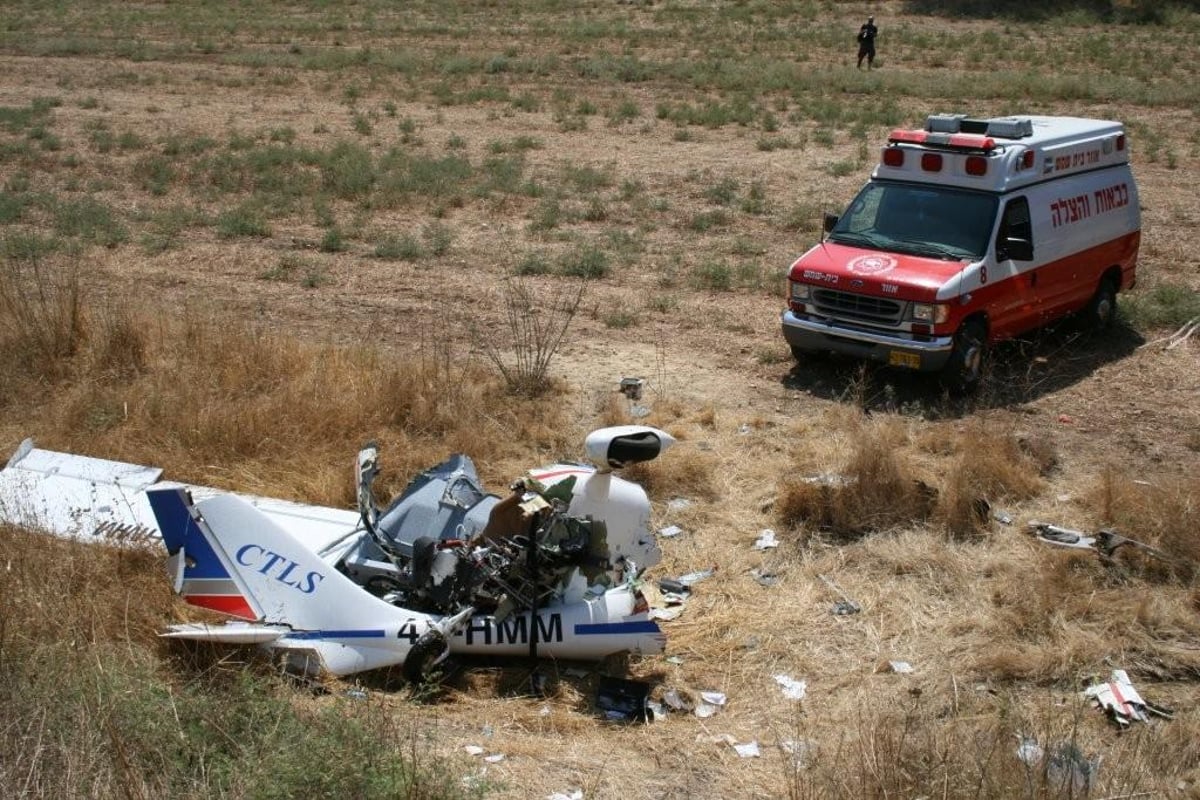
[856,15,878,70]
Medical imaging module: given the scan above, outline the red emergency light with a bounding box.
[921,153,943,172]
[888,129,996,152]
[1116,134,1126,151]
[882,147,905,167]
[965,155,988,176]
[1021,150,1035,169]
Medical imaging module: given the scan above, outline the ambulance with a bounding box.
[781,114,1140,392]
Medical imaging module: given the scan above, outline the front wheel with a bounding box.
[940,319,987,395]
[402,629,449,684]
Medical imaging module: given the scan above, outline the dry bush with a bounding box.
[777,416,934,540]
[974,547,1200,682]
[90,302,148,380]
[934,423,1050,539]
[0,247,86,385]
[7,295,571,504]
[623,443,720,502]
[472,276,586,398]
[1092,467,1200,582]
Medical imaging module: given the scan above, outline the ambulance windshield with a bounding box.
[829,182,998,261]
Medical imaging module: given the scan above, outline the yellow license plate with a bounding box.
[888,351,921,369]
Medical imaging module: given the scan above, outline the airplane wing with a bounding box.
[0,439,362,556]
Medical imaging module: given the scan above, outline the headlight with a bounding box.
[912,303,949,324]
[790,282,811,301]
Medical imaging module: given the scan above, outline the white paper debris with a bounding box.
[774,674,807,701]
[888,661,914,674]
[734,741,761,758]
[1015,736,1044,766]
[463,745,485,756]
[678,568,715,586]
[753,529,779,550]
[667,497,691,512]
[547,791,583,800]
[695,691,727,718]
[658,524,683,539]
[780,739,816,768]
[484,753,506,764]
[663,689,692,711]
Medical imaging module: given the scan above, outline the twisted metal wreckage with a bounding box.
[0,426,675,681]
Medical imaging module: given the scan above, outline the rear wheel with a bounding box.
[1083,276,1118,330]
[940,319,986,395]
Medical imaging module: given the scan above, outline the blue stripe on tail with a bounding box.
[147,487,231,580]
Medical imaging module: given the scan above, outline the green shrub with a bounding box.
[53,196,128,246]
[216,204,271,238]
[373,233,423,261]
[560,244,608,279]
[1123,282,1200,330]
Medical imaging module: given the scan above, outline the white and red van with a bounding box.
[781,114,1140,392]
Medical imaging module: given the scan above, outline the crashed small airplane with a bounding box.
[0,426,674,681]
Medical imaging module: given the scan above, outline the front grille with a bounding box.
[812,288,902,325]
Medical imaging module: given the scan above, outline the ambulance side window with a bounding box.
[996,197,1033,261]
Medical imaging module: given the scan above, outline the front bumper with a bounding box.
[781,310,955,372]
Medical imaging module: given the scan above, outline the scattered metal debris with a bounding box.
[596,676,652,723]
[1028,522,1172,562]
[817,573,862,615]
[619,377,645,401]
[1016,736,1101,795]
[1084,669,1173,729]
[750,568,780,588]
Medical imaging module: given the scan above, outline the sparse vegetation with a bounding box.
[2,3,1200,798]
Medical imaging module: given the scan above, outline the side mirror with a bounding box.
[999,236,1033,262]
[585,426,676,473]
[822,212,839,234]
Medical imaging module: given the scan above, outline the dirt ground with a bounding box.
[3,3,1200,797]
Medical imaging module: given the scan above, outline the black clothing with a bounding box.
[856,20,878,68]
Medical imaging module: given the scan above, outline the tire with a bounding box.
[940,318,986,395]
[1083,276,1118,331]
[402,629,449,684]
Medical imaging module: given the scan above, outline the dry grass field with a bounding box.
[3,1,1200,798]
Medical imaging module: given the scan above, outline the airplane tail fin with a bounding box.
[147,487,402,631]
[148,487,260,620]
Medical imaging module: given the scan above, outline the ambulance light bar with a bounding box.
[887,128,996,153]
[925,114,1034,139]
